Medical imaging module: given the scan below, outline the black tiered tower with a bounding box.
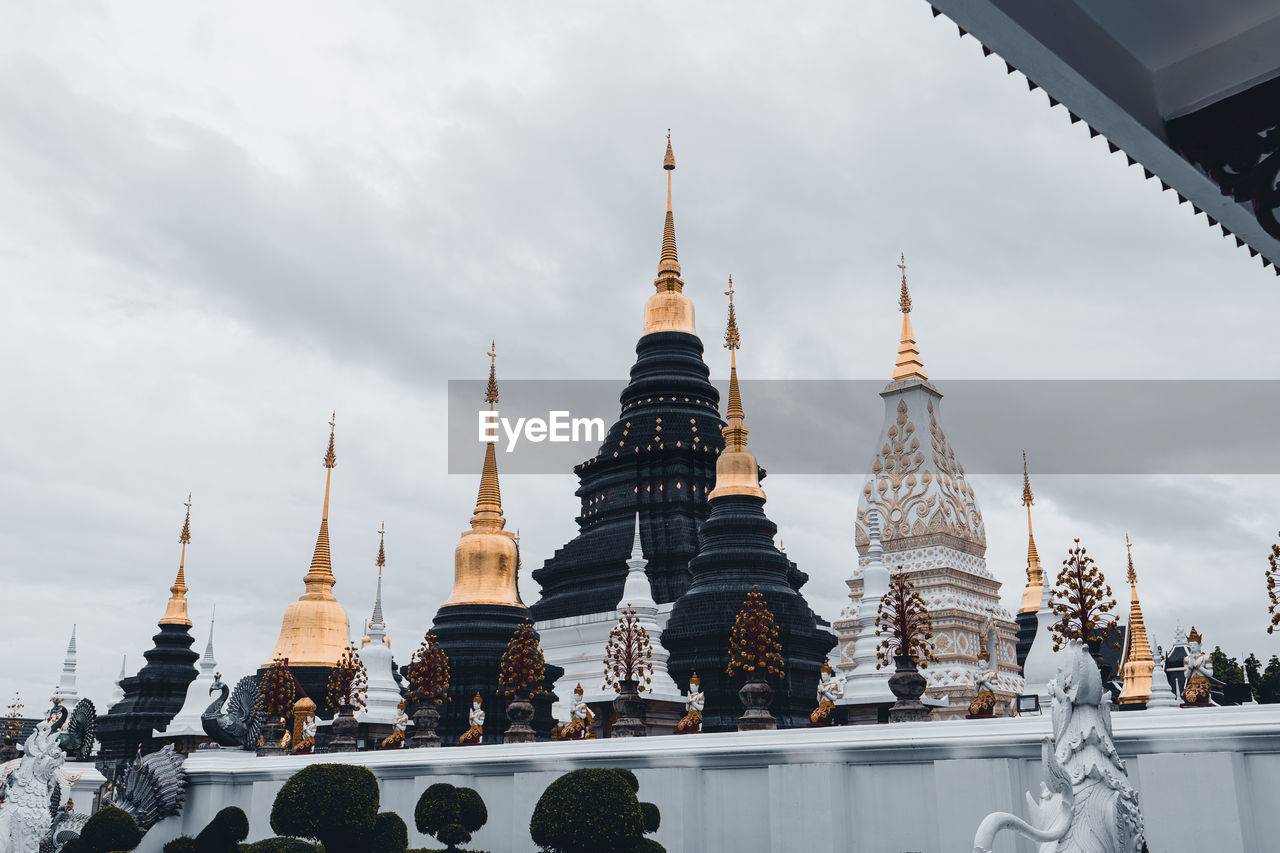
[531,137,726,622]
[662,284,836,731]
[429,345,562,744]
[97,501,200,767]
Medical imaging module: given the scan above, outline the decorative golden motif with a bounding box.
[1049,539,1118,652]
[643,132,696,336]
[1266,533,1280,634]
[709,279,765,500]
[265,415,350,668]
[160,494,194,627]
[1118,536,1155,705]
[287,696,316,754]
[892,254,928,381]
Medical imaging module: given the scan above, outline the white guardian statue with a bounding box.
[0,716,66,853]
[973,639,1144,853]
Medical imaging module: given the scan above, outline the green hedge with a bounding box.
[372,810,409,853]
[530,768,663,853]
[196,806,250,853]
[163,838,196,853]
[415,783,487,851]
[270,764,380,853]
[68,806,142,852]
[237,840,319,853]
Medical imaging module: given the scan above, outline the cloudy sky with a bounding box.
[2,1,1278,711]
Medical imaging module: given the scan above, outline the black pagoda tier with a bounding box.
[530,330,725,621]
[1015,612,1037,670]
[427,603,562,745]
[96,622,199,766]
[662,493,836,732]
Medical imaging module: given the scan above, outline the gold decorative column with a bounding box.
[891,254,928,382]
[1117,535,1155,705]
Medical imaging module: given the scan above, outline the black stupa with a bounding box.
[97,499,200,767]
[531,137,726,622]
[428,346,562,744]
[662,285,836,731]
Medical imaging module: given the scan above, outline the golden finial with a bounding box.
[723,281,744,428]
[891,254,928,382]
[708,281,764,500]
[1017,452,1043,615]
[724,276,740,351]
[160,494,194,627]
[1126,534,1136,585]
[898,253,912,313]
[324,412,336,469]
[664,129,675,172]
[1021,451,1034,507]
[179,493,192,546]
[304,414,339,593]
[1117,531,1154,704]
[485,341,499,409]
[377,523,386,570]
[643,129,694,336]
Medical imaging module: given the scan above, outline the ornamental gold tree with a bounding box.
[1049,539,1118,653]
[406,632,452,708]
[726,587,785,681]
[499,621,548,698]
[326,643,369,711]
[603,605,654,693]
[259,655,298,717]
[875,570,938,669]
[1267,533,1280,634]
[1,692,23,743]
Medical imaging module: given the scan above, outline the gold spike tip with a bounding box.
[664,130,675,171]
[179,493,192,545]
[898,253,912,314]
[1021,451,1034,506]
[160,498,194,627]
[709,281,764,501]
[324,412,337,469]
[485,341,499,407]
[377,523,386,569]
[723,276,740,351]
[1126,535,1136,585]
[891,255,928,382]
[643,134,695,336]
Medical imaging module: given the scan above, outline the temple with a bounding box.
[427,345,562,743]
[662,281,836,730]
[262,416,351,716]
[96,497,200,766]
[836,258,1022,718]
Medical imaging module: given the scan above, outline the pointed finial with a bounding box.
[485,341,499,409]
[664,129,675,171]
[891,254,928,381]
[304,414,339,592]
[1021,451,1034,506]
[724,276,740,351]
[658,134,680,275]
[324,412,336,469]
[1126,534,1136,585]
[160,495,194,627]
[898,253,912,313]
[377,523,386,570]
[179,493,192,545]
[723,282,745,428]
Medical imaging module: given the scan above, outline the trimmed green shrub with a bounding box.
[639,801,660,834]
[270,763,380,853]
[76,806,143,852]
[530,768,645,853]
[610,768,639,793]
[415,783,487,851]
[163,838,197,853]
[196,806,250,853]
[629,839,667,853]
[238,840,319,853]
[372,811,409,853]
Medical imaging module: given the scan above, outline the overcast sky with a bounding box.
[2,1,1279,712]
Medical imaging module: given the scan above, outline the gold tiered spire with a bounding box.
[444,343,523,607]
[709,278,765,500]
[643,131,696,336]
[891,254,928,381]
[1118,535,1155,705]
[303,413,339,595]
[160,494,194,627]
[1017,451,1044,614]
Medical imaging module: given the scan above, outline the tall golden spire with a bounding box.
[643,131,696,335]
[444,343,522,607]
[303,413,339,596]
[891,253,928,382]
[1118,535,1155,705]
[160,494,194,627]
[709,278,765,500]
[1017,451,1044,614]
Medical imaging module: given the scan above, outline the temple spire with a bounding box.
[371,523,386,631]
[709,279,764,499]
[891,253,929,381]
[160,494,194,627]
[52,625,79,705]
[302,414,339,597]
[472,342,506,531]
[660,130,679,278]
[643,132,695,335]
[1017,451,1044,614]
[1118,535,1155,705]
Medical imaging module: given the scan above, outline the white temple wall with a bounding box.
[138,704,1280,853]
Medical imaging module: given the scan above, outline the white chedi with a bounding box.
[838,507,894,706]
[973,639,1144,853]
[159,617,219,739]
[51,626,79,709]
[616,513,680,698]
[357,555,404,726]
[1146,643,1179,709]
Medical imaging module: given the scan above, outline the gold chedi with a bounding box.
[892,254,928,382]
[708,277,765,500]
[1117,536,1155,705]
[443,342,523,607]
[159,494,194,627]
[265,414,351,668]
[642,131,696,337]
[1018,452,1044,614]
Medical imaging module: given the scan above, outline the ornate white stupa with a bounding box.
[834,508,895,717]
[160,614,219,739]
[107,655,126,711]
[836,257,1022,718]
[615,513,680,699]
[1147,642,1179,709]
[356,527,403,726]
[1020,575,1059,704]
[52,626,79,708]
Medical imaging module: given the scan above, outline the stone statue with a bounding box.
[553,684,596,740]
[809,662,842,726]
[0,715,65,853]
[972,639,1144,853]
[286,697,317,754]
[675,673,704,734]
[381,702,409,750]
[202,673,264,748]
[1181,627,1213,706]
[967,631,998,719]
[458,694,484,746]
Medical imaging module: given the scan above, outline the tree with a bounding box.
[194,806,250,853]
[371,811,408,853]
[258,656,298,717]
[269,763,380,853]
[1246,653,1262,686]
[875,570,937,669]
[326,644,369,711]
[1049,539,1118,654]
[603,605,654,693]
[499,621,548,697]
[529,768,664,853]
[415,783,488,851]
[405,632,451,709]
[1259,656,1280,704]
[726,586,785,681]
[1210,647,1244,684]
[1267,533,1280,634]
[62,806,142,852]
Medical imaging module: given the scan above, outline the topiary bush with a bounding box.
[238,839,319,853]
[72,805,143,852]
[162,837,196,853]
[270,763,380,853]
[414,782,487,851]
[372,810,409,853]
[639,801,660,834]
[195,806,250,853]
[629,838,666,853]
[530,768,665,853]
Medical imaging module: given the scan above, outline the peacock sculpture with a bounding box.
[103,744,188,832]
[201,674,263,749]
[50,699,96,762]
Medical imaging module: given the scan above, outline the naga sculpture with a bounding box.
[973,639,1144,853]
[201,674,264,749]
[0,716,65,853]
[103,744,187,832]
